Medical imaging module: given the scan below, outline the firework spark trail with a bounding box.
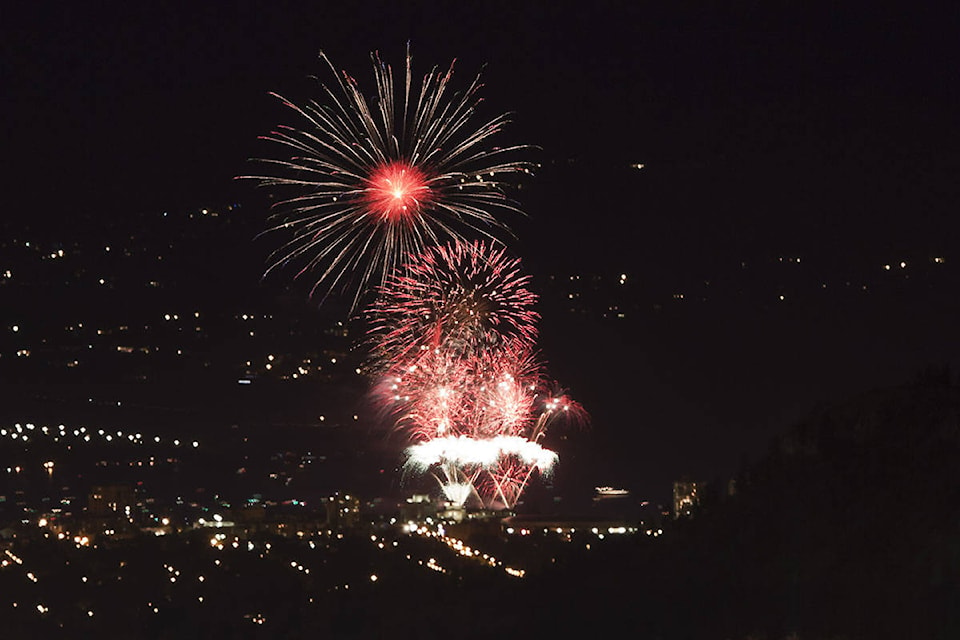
[367,240,539,366]
[438,480,476,507]
[373,347,475,441]
[242,47,534,307]
[477,390,584,509]
[377,343,583,442]
[433,461,483,508]
[367,240,543,451]
[382,346,583,508]
[376,343,542,441]
[470,346,541,437]
[373,315,584,508]
[481,457,542,510]
[529,391,586,443]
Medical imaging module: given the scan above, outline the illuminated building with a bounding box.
[673,479,701,519]
[399,494,436,525]
[88,484,135,516]
[85,484,139,539]
[324,493,360,530]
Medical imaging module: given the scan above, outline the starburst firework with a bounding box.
[367,240,539,366]
[244,48,533,306]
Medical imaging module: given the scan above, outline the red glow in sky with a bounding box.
[366,162,429,221]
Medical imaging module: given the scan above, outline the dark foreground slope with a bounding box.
[526,377,960,639]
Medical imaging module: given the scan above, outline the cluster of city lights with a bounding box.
[2,525,384,625]
[504,524,640,538]
[1,500,655,629]
[0,421,199,449]
[34,516,113,548]
[3,549,50,617]
[400,523,526,578]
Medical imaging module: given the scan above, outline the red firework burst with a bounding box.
[376,343,541,441]
[367,240,539,367]
[529,390,587,443]
[373,347,474,442]
[379,340,584,508]
[470,346,542,438]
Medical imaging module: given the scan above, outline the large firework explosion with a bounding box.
[366,240,539,367]
[392,377,581,509]
[244,47,533,307]
[370,281,584,508]
[375,342,543,442]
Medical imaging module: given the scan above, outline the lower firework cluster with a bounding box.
[367,241,583,509]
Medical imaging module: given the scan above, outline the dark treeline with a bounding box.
[511,373,960,639]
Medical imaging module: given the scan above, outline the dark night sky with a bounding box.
[3,3,960,503]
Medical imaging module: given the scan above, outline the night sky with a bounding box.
[4,4,959,502]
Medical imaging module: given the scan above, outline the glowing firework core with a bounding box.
[366,162,430,221]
